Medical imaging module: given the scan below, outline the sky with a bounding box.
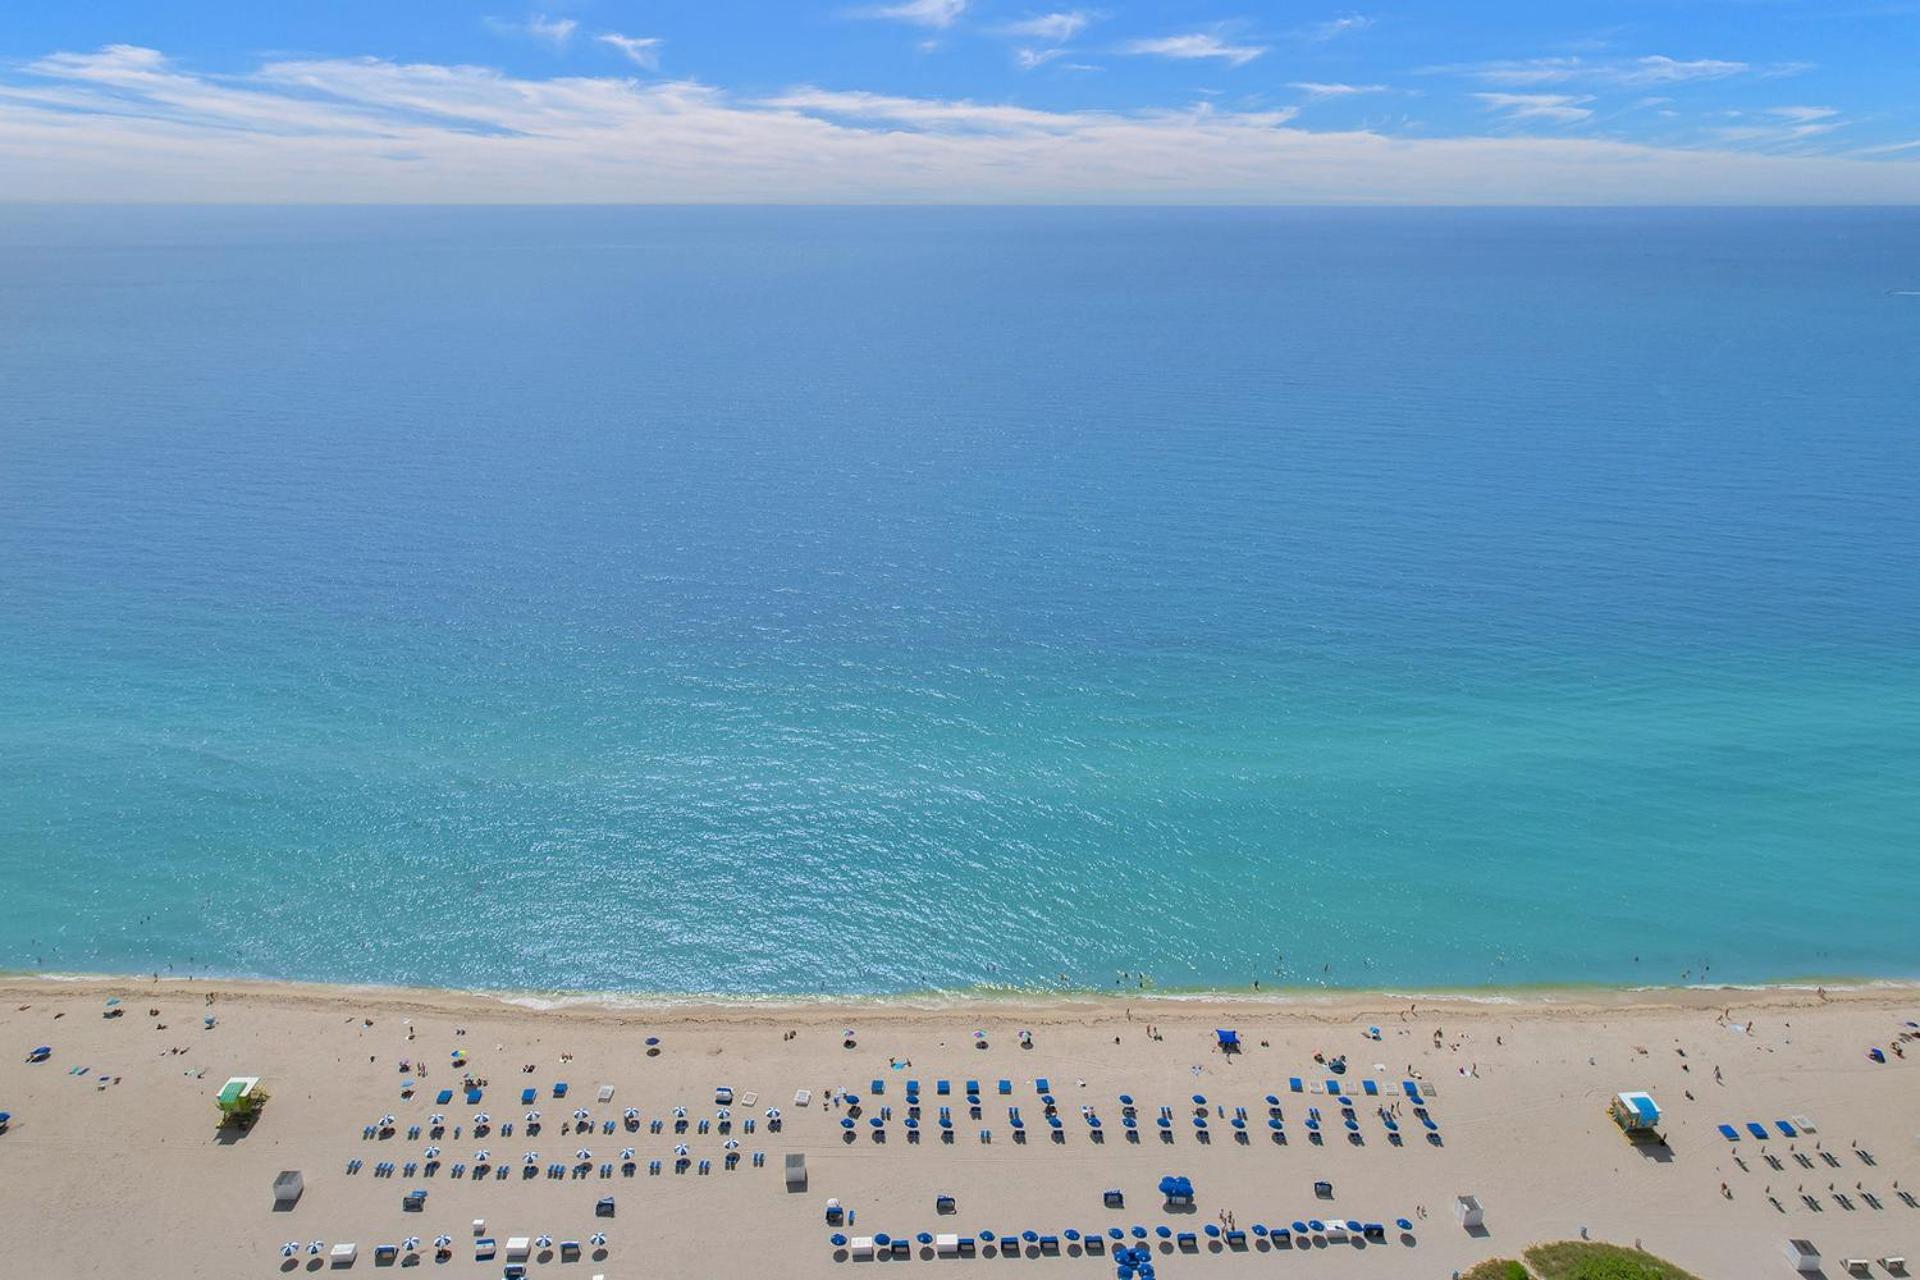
[1,0,1918,202]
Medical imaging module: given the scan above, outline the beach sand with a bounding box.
[1,978,1915,1278]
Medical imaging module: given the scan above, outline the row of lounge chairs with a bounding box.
[829,1216,1415,1260]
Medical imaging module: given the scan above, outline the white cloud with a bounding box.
[3,44,1917,204]
[857,0,968,28]
[1015,48,1067,70]
[1475,92,1594,124]
[1290,82,1389,99]
[1121,34,1266,67]
[1303,14,1373,42]
[1768,105,1838,123]
[1001,11,1096,41]
[487,14,579,49]
[1430,54,1792,88]
[596,33,663,70]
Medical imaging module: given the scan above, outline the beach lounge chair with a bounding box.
[521,1089,536,1106]
[1718,1124,1740,1141]
[937,1079,951,1095]
[1035,1078,1051,1093]
[870,1079,884,1095]
[1363,1079,1379,1096]
[1403,1080,1422,1101]
[1747,1122,1769,1139]
[552,1083,568,1098]
[997,1079,1012,1095]
[1326,1079,1341,1095]
[1775,1120,1797,1137]
[435,1090,453,1105]
[1289,1077,1303,1092]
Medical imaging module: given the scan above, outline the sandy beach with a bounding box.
[1,977,1915,1278]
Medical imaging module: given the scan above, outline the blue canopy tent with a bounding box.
[1215,1029,1240,1054]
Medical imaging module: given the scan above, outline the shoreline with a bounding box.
[4,968,1910,1021]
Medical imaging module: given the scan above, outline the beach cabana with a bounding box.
[329,1243,358,1264]
[785,1152,807,1191]
[1215,1029,1240,1054]
[1453,1195,1484,1229]
[272,1170,304,1208]
[1610,1091,1662,1135]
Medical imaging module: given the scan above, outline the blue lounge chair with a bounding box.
[1717,1124,1740,1141]
[465,1089,482,1105]
[997,1079,1012,1095]
[553,1083,569,1098]
[1362,1080,1379,1096]
[1035,1078,1051,1093]
[1325,1079,1341,1095]
[871,1079,884,1095]
[1403,1080,1422,1101]
[435,1090,453,1105]
[1746,1122,1768,1139]
[1288,1077,1303,1093]
[937,1080,951,1095]
[1775,1120,1796,1137]
[520,1089,536,1105]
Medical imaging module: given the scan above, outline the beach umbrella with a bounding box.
[673,1143,689,1157]
[1231,1117,1245,1129]
[980,1232,995,1242]
[281,1243,298,1257]
[382,1115,396,1127]
[840,1117,855,1129]
[765,1107,780,1119]
[1267,1118,1282,1130]
[308,1242,325,1255]
[1130,1226,1147,1239]
[1395,1218,1413,1231]
[1251,1225,1268,1237]
[1106,1228,1123,1240]
[1155,1226,1172,1239]
[433,1236,452,1249]
[473,1150,490,1162]
[1065,1229,1080,1241]
[589,1232,606,1247]
[402,1237,419,1252]
[671,1106,686,1118]
[869,1117,883,1128]
[424,1146,440,1159]
[1204,1224,1220,1238]
[1019,1230,1037,1243]
[523,1153,538,1165]
[623,1107,638,1118]
[1307,1220,1325,1233]
[723,1139,739,1149]
[1346,1220,1362,1232]
[576,1148,592,1160]
[573,1108,590,1120]
[525,1111,540,1122]
[916,1232,933,1244]
[716,1107,730,1119]
[1191,1094,1206,1105]
[400,1079,415,1090]
[873,1234,891,1247]
[830,1233,847,1247]
[1291,1222,1308,1235]
[620,1147,635,1159]
[1265,1094,1279,1105]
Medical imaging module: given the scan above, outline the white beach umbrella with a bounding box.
[308,1242,325,1255]
[433,1235,452,1249]
[524,1152,538,1164]
[402,1237,419,1251]
[624,1107,638,1118]
[573,1108,590,1120]
[474,1149,490,1162]
[671,1106,686,1118]
[590,1232,606,1247]
[535,1235,553,1249]
[423,1146,440,1158]
[716,1108,730,1119]
[673,1143,689,1157]
[723,1139,739,1150]
[620,1147,635,1160]
[430,1114,444,1125]
[765,1107,780,1119]
[382,1114,396,1126]
[576,1148,592,1160]
[281,1243,299,1257]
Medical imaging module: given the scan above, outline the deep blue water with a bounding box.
[1,206,1917,995]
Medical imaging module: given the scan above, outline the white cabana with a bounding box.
[936,1234,960,1256]
[1454,1195,1484,1229]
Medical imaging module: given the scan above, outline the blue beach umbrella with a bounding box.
[1308,1220,1324,1233]
[869,1117,883,1128]
[1251,1224,1268,1236]
[1204,1224,1220,1238]
[1107,1228,1124,1240]
[916,1232,932,1244]
[1292,1221,1309,1235]
[1022,1231,1038,1243]
[830,1234,847,1247]
[1064,1229,1080,1241]
[1346,1220,1362,1232]
[979,1231,994,1242]
[873,1234,890,1247]
[1191,1094,1206,1105]
[1155,1226,1171,1239]
[1119,1094,1133,1106]
[1264,1094,1279,1105]
[1131,1226,1147,1239]
[1396,1218,1414,1231]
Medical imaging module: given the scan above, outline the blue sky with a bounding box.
[2,1,1917,201]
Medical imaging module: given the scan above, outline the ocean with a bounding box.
[1,205,1916,997]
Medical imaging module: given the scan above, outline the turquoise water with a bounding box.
[1,206,1917,995]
